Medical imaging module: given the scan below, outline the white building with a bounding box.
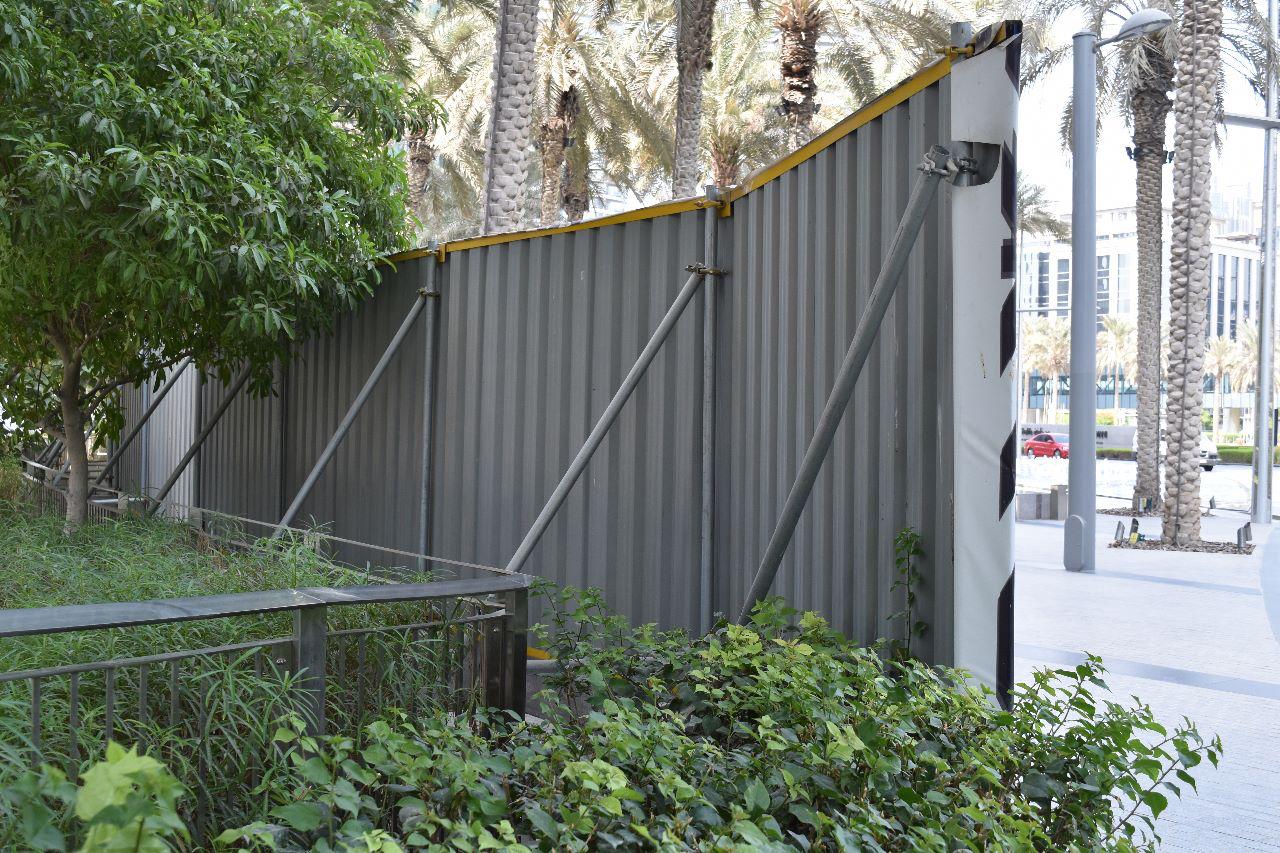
[1018,204,1262,434]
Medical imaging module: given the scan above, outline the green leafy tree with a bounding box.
[0,0,442,529]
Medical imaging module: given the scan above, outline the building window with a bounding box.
[1230,256,1239,339]
[1057,258,1070,318]
[1216,255,1226,338]
[1097,255,1111,322]
[1244,258,1253,320]
[1115,253,1131,314]
[1037,252,1050,316]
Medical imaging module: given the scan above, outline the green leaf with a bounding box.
[525,804,559,840]
[1142,790,1169,819]
[270,801,326,832]
[744,778,770,815]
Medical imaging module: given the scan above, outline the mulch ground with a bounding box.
[1108,538,1253,555]
[1098,507,1161,517]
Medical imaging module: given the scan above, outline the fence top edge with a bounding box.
[0,576,530,640]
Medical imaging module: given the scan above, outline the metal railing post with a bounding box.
[737,145,953,623]
[502,588,528,717]
[419,248,442,559]
[483,610,504,710]
[275,289,430,536]
[505,265,713,574]
[92,358,193,489]
[148,367,251,514]
[293,605,327,735]
[700,188,722,634]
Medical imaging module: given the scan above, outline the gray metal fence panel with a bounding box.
[715,78,953,660]
[110,28,1021,669]
[430,213,706,630]
[197,370,284,524]
[117,365,198,513]
[281,260,431,561]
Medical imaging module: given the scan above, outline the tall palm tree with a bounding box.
[673,0,717,196]
[540,85,581,224]
[412,8,494,239]
[482,0,541,232]
[1024,0,1274,514]
[701,8,780,187]
[1016,180,1071,241]
[1029,316,1072,423]
[1163,0,1221,545]
[777,0,828,147]
[535,0,676,223]
[1205,336,1235,441]
[1098,315,1135,421]
[1020,315,1051,421]
[1129,0,1176,511]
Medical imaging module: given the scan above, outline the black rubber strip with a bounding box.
[999,428,1016,519]
[1000,286,1016,375]
[997,571,1015,709]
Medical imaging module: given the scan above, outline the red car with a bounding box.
[1023,433,1070,459]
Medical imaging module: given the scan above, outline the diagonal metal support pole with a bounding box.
[92,357,193,490]
[274,290,430,537]
[148,367,251,514]
[737,145,954,623]
[35,441,61,467]
[505,265,714,575]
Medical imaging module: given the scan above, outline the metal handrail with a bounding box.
[17,460,515,577]
[0,577,529,639]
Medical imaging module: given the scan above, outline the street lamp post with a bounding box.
[1066,29,1098,573]
[1065,8,1173,573]
[1252,0,1278,526]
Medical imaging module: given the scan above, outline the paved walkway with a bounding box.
[1016,507,1280,851]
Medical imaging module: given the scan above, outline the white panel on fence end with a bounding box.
[949,27,1021,703]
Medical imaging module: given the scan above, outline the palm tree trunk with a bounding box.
[673,0,716,197]
[777,0,825,149]
[482,0,540,233]
[1163,0,1222,544]
[539,89,573,225]
[1114,368,1121,419]
[406,131,433,229]
[1132,18,1174,511]
[560,87,588,223]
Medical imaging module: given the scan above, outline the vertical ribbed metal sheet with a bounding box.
[715,78,953,660]
[116,366,198,512]
[280,260,431,559]
[431,213,705,629]
[197,369,283,524]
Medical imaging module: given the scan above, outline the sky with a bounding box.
[1018,13,1269,221]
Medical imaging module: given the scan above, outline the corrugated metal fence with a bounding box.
[116,26,1020,671]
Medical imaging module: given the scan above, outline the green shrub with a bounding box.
[0,509,468,847]
[1213,445,1280,464]
[202,592,1218,851]
[1,742,189,851]
[1097,448,1136,461]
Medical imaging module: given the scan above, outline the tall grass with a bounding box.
[0,496,493,846]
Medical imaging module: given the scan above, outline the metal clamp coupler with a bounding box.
[686,263,727,276]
